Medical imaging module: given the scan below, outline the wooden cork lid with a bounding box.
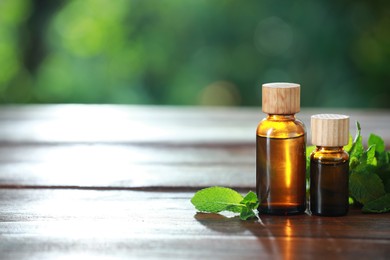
[262,83,300,114]
[311,114,350,146]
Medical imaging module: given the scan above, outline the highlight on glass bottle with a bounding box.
[310,114,350,216]
[256,82,306,215]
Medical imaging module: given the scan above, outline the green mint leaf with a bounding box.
[239,207,256,220]
[240,191,259,210]
[349,157,360,170]
[225,204,245,213]
[368,134,385,153]
[191,186,243,213]
[373,136,389,169]
[377,161,390,193]
[385,178,390,193]
[349,171,386,204]
[353,145,377,175]
[191,187,259,220]
[344,134,353,153]
[377,151,389,168]
[349,122,364,162]
[362,193,390,213]
[306,145,315,179]
[361,145,377,166]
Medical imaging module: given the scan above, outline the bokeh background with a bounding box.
[0,0,389,107]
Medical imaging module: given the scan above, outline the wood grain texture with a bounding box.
[0,143,255,189]
[311,114,350,146]
[262,83,300,114]
[0,189,389,259]
[0,105,388,145]
[0,105,389,259]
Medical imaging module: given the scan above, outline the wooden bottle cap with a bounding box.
[311,114,350,146]
[262,83,300,114]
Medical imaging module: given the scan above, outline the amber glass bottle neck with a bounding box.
[315,146,345,153]
[266,114,296,121]
[312,146,349,162]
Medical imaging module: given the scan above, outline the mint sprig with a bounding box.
[348,123,390,213]
[191,187,259,220]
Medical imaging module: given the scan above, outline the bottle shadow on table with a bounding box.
[194,212,293,256]
[194,211,343,257]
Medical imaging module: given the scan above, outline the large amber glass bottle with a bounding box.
[310,114,350,216]
[256,83,306,215]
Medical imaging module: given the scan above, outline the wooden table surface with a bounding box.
[0,105,389,259]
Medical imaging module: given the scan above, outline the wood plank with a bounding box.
[0,144,254,188]
[0,105,389,145]
[0,189,389,259]
[1,236,389,260]
[0,143,254,164]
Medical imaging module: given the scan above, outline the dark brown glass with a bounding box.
[256,115,306,215]
[310,147,349,216]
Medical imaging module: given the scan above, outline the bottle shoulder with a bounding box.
[256,116,306,138]
[310,149,349,164]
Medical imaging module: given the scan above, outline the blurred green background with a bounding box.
[0,0,389,107]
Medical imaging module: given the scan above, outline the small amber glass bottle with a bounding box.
[256,82,306,215]
[310,114,350,216]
